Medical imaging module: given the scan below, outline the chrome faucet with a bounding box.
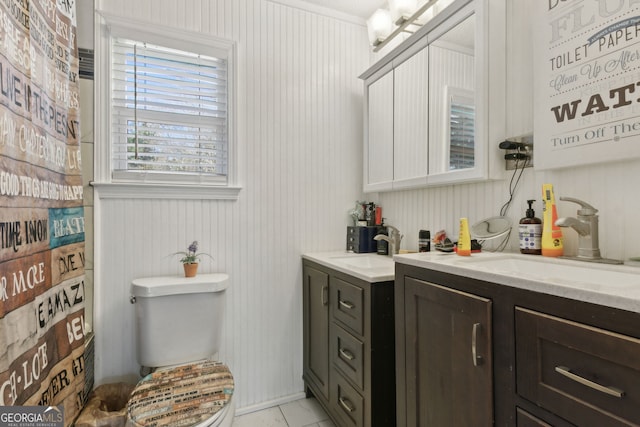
[555,197,621,264]
[374,225,403,256]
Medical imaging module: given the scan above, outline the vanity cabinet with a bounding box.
[302,260,395,427]
[395,262,640,427]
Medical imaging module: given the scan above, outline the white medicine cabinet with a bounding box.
[360,0,505,192]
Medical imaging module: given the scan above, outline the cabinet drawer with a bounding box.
[331,370,364,427]
[331,277,364,335]
[516,408,553,427]
[332,322,364,390]
[515,307,640,427]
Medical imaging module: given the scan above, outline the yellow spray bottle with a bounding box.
[541,184,563,257]
[457,217,471,256]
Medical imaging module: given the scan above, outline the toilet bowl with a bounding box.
[127,274,234,427]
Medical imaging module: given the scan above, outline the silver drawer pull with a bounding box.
[555,366,625,398]
[321,285,328,306]
[339,348,355,361]
[472,323,483,367]
[339,300,355,310]
[339,396,356,413]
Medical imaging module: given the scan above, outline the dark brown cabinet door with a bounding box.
[303,266,330,400]
[404,277,493,427]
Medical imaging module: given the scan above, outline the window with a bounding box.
[112,40,227,180]
[445,86,475,171]
[95,15,239,199]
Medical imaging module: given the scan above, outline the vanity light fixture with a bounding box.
[367,0,441,52]
[367,8,393,47]
[389,0,418,25]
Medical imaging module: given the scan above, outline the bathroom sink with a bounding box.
[303,252,395,282]
[392,252,640,313]
[451,255,640,289]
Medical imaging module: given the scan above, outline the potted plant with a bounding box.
[174,241,211,277]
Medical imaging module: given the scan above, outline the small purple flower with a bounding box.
[174,240,211,264]
[173,240,213,264]
[188,241,198,255]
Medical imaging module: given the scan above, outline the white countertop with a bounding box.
[302,250,640,313]
[302,251,395,282]
[394,251,640,314]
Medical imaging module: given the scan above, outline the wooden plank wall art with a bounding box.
[534,0,640,169]
[0,0,86,425]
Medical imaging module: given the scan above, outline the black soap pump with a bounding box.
[519,199,542,255]
[376,220,388,255]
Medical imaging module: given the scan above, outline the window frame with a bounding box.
[94,12,240,200]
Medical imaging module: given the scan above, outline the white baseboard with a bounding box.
[234,391,307,416]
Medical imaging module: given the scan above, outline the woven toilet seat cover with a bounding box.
[127,360,234,427]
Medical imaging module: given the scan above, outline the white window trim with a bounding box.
[93,11,241,200]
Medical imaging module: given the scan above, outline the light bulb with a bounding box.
[367,9,393,45]
[389,0,417,24]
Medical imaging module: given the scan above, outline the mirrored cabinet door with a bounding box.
[366,71,394,191]
[393,46,429,188]
[428,12,478,182]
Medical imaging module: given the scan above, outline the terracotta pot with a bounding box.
[183,263,198,277]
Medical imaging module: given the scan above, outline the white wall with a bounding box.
[376,0,640,261]
[90,0,369,412]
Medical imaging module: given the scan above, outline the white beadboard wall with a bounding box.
[92,0,369,411]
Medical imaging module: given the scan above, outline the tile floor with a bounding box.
[233,397,335,427]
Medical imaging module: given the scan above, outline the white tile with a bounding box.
[280,398,330,427]
[302,420,336,427]
[233,407,288,427]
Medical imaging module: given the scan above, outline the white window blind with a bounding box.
[447,89,475,171]
[111,38,228,183]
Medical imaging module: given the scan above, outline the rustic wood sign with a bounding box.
[0,0,86,425]
[534,0,640,169]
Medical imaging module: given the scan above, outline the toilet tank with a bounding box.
[131,273,228,368]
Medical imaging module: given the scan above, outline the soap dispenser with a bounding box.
[519,200,542,255]
[376,220,389,255]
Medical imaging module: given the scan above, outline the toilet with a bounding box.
[127,273,234,427]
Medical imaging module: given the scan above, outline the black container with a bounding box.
[347,226,379,253]
[376,226,389,255]
[419,230,431,252]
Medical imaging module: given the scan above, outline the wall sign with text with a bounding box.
[534,0,640,169]
[0,0,86,425]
